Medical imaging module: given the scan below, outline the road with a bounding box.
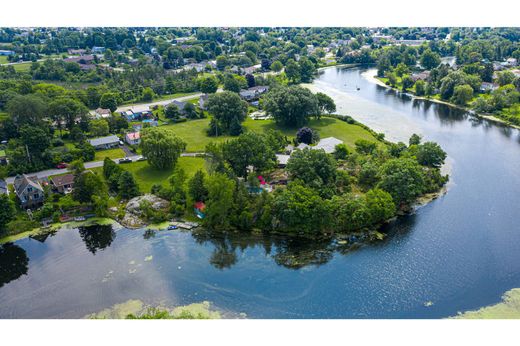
[114,93,203,114]
[5,152,204,184]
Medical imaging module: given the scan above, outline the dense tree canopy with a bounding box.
[140,127,186,170]
[262,86,319,127]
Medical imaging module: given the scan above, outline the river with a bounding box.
[1,66,520,319]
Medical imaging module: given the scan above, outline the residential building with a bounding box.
[125,132,141,145]
[199,94,209,110]
[0,50,15,56]
[50,174,75,194]
[275,154,291,168]
[89,135,120,150]
[480,82,499,92]
[313,137,343,154]
[0,179,8,195]
[411,71,431,82]
[95,108,111,119]
[13,174,44,209]
[92,46,105,54]
[239,85,269,101]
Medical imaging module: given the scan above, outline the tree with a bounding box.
[73,172,105,203]
[316,92,336,114]
[401,75,414,91]
[198,75,219,94]
[416,142,447,168]
[89,119,110,137]
[354,139,377,155]
[296,127,318,144]
[409,133,422,146]
[365,189,395,224]
[49,98,89,132]
[118,171,140,199]
[140,127,186,170]
[420,49,441,70]
[415,80,426,96]
[99,92,118,112]
[141,87,155,102]
[223,74,246,93]
[221,132,276,177]
[188,169,208,202]
[286,148,337,192]
[204,173,235,230]
[216,55,229,70]
[164,104,181,119]
[6,94,48,128]
[334,143,349,160]
[299,56,316,83]
[272,182,329,234]
[497,71,516,86]
[270,60,283,72]
[378,158,425,206]
[19,125,51,157]
[262,85,319,127]
[206,91,248,135]
[284,58,300,84]
[453,84,473,105]
[0,194,15,234]
[245,73,255,88]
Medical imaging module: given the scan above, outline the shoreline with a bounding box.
[361,69,520,131]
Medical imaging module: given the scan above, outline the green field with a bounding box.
[158,116,378,152]
[94,148,126,161]
[92,157,206,193]
[12,62,32,73]
[0,56,8,64]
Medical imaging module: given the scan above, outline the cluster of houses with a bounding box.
[5,173,76,210]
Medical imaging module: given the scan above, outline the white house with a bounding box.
[313,137,343,154]
[125,132,141,145]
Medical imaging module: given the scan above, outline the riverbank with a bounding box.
[362,69,520,130]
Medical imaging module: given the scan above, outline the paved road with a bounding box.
[5,153,205,184]
[114,93,203,114]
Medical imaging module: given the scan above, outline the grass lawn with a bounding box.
[158,116,378,152]
[159,118,233,152]
[243,117,378,149]
[94,148,126,161]
[0,56,8,64]
[92,157,206,193]
[12,62,32,73]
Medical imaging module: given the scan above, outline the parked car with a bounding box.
[136,156,147,161]
[56,162,68,169]
[119,140,124,146]
[118,158,132,164]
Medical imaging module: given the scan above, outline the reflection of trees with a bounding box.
[143,229,156,240]
[0,243,29,288]
[192,229,340,270]
[78,224,115,255]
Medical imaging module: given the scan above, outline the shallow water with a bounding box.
[1,66,520,318]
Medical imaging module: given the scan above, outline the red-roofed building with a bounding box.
[125,132,141,145]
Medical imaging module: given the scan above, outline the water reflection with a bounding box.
[192,229,378,270]
[0,243,29,288]
[78,224,116,255]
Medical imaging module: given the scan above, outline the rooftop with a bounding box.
[88,135,120,147]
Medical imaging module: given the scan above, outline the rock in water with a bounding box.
[121,194,170,228]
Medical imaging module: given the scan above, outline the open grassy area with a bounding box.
[0,56,8,64]
[94,148,126,161]
[91,156,206,193]
[158,116,379,152]
[159,118,233,152]
[12,62,32,73]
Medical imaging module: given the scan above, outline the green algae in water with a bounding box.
[85,300,221,319]
[452,288,520,319]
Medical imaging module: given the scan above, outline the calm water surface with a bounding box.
[1,66,520,318]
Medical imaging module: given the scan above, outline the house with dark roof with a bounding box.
[50,174,75,194]
[239,86,269,101]
[13,174,44,209]
[88,135,120,150]
[0,179,8,195]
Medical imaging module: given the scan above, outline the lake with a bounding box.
[1,66,520,318]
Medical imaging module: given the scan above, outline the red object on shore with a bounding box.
[258,175,266,185]
[194,201,206,211]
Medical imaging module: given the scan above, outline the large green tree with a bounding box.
[286,148,337,192]
[378,158,425,205]
[203,173,236,230]
[206,91,248,135]
[140,127,186,170]
[262,86,319,127]
[420,49,441,70]
[221,132,276,177]
[0,194,15,235]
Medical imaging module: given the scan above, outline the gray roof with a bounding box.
[13,174,43,196]
[276,154,291,166]
[313,137,343,154]
[0,179,7,195]
[169,100,187,110]
[89,135,120,147]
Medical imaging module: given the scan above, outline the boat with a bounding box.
[167,225,178,230]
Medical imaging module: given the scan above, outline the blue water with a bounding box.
[1,66,520,318]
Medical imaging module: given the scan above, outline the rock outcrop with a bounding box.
[120,194,170,228]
